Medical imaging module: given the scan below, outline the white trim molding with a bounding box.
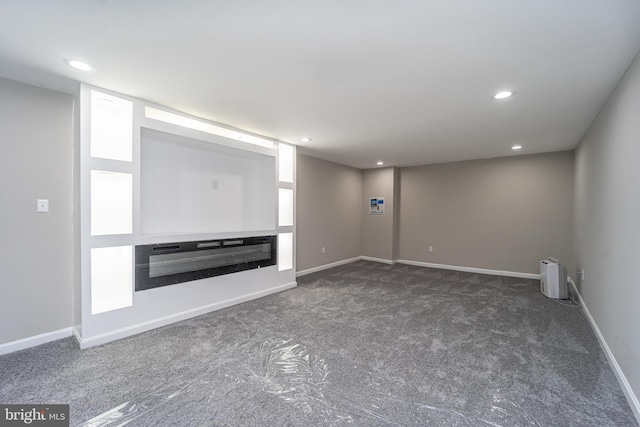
[76,282,297,349]
[296,257,362,277]
[297,257,539,280]
[72,326,82,344]
[0,327,73,355]
[569,279,640,424]
[396,259,540,279]
[360,256,395,265]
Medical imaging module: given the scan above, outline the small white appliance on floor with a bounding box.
[540,258,568,299]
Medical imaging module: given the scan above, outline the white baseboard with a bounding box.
[296,257,362,277]
[296,255,394,277]
[298,256,539,279]
[569,279,640,424]
[72,326,82,345]
[360,256,395,265]
[0,327,73,355]
[396,259,540,279]
[77,282,297,349]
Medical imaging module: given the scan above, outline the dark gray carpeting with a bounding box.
[0,261,636,426]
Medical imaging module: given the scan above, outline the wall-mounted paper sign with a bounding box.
[370,197,385,214]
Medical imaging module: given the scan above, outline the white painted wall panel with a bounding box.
[140,129,275,235]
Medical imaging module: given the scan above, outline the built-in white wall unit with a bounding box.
[277,143,296,273]
[79,84,296,348]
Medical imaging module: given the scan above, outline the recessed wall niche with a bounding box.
[90,90,133,162]
[90,170,133,236]
[140,128,276,236]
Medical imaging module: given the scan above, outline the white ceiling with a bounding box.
[1,1,640,169]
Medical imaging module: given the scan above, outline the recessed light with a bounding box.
[493,90,515,100]
[512,145,523,150]
[64,58,95,72]
[301,137,311,142]
[377,161,384,165]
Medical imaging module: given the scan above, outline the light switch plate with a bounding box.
[37,199,49,213]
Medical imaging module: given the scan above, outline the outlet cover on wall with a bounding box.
[37,199,49,213]
[428,245,433,253]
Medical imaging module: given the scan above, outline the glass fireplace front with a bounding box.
[135,235,277,291]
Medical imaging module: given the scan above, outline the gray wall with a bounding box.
[398,152,575,274]
[296,155,362,272]
[0,78,74,343]
[392,168,401,260]
[574,50,640,399]
[362,167,397,261]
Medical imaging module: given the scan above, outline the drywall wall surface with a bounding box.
[392,168,401,260]
[72,86,82,332]
[362,167,396,261]
[296,155,362,271]
[398,151,574,274]
[140,129,276,235]
[0,78,74,343]
[574,50,640,401]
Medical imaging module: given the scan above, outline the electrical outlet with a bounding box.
[321,247,326,254]
[428,245,433,253]
[211,179,219,190]
[37,199,49,213]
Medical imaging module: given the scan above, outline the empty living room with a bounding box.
[1,2,640,426]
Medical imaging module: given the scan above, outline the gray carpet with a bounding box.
[0,260,636,426]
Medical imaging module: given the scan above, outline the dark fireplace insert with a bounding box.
[135,235,277,291]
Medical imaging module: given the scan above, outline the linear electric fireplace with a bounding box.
[135,235,277,291]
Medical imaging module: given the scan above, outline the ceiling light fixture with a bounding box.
[512,145,523,150]
[301,137,311,142]
[493,90,514,100]
[64,58,95,72]
[377,161,384,165]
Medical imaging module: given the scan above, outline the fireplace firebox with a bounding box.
[135,235,277,291]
